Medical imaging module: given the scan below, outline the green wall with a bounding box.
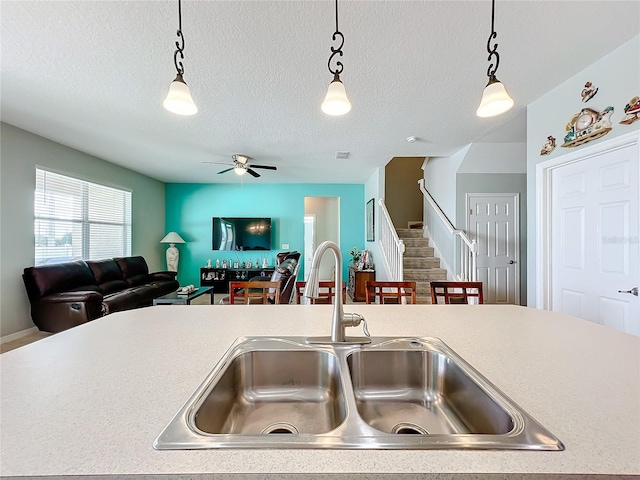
[0,123,166,337]
[165,183,365,286]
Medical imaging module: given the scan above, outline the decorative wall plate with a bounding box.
[580,81,598,103]
[619,96,640,125]
[540,135,556,156]
[561,106,613,148]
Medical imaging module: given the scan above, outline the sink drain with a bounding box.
[261,422,299,434]
[392,422,429,435]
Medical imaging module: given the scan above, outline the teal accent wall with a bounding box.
[165,183,365,286]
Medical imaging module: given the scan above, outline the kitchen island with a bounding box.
[1,305,638,479]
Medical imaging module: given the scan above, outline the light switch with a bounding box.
[282,244,290,249]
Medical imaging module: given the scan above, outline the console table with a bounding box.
[347,265,375,302]
[200,267,275,293]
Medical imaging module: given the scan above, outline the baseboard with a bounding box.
[1,327,38,345]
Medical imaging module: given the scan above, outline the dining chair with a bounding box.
[296,281,346,304]
[364,281,417,304]
[430,281,484,304]
[228,281,281,305]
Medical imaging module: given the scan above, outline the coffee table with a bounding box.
[153,287,214,306]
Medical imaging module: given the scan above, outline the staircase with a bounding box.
[396,228,447,304]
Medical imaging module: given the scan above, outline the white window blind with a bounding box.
[35,168,132,265]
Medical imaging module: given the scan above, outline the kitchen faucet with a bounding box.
[304,241,370,344]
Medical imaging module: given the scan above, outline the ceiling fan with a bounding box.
[203,154,277,178]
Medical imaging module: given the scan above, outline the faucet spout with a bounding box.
[304,241,370,344]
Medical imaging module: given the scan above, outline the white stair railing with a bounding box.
[378,198,405,281]
[418,179,478,281]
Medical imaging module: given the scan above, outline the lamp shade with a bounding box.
[163,74,198,116]
[234,166,247,176]
[476,77,514,118]
[160,232,185,244]
[321,76,352,116]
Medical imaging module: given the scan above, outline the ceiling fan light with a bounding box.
[234,166,247,176]
[234,154,249,165]
[163,74,198,116]
[321,76,352,116]
[476,77,514,118]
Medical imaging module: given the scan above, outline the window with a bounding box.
[35,168,132,265]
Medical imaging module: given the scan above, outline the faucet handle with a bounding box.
[344,313,370,338]
[361,317,370,338]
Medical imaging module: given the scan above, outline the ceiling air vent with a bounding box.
[335,151,350,160]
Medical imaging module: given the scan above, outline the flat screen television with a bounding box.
[212,217,272,251]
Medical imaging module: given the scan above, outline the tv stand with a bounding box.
[200,267,275,293]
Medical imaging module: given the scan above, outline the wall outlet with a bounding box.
[282,243,289,249]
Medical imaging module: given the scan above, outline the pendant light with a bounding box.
[163,0,198,116]
[321,0,351,116]
[476,0,513,118]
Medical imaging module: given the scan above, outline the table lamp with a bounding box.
[160,232,186,272]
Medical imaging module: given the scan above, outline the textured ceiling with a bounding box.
[2,1,639,184]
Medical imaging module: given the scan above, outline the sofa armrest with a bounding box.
[42,291,103,303]
[147,271,178,281]
[32,291,104,333]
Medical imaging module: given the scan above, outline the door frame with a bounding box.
[466,192,521,304]
[535,130,640,310]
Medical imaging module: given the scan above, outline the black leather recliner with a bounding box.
[219,252,301,305]
[22,256,178,333]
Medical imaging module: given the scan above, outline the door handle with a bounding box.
[618,287,638,297]
[508,260,516,264]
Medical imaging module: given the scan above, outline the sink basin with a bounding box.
[194,349,346,435]
[154,336,564,450]
[347,349,514,436]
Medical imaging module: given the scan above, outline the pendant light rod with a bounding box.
[163,0,197,115]
[327,0,344,76]
[173,0,185,76]
[485,0,499,79]
[476,0,513,118]
[321,0,351,116]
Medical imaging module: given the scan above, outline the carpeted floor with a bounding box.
[1,331,52,353]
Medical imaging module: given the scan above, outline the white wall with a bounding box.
[458,143,526,174]
[304,196,340,280]
[423,145,470,223]
[0,123,166,337]
[364,167,387,280]
[526,35,640,306]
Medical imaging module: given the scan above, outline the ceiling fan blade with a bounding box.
[217,168,234,174]
[249,164,277,170]
[202,161,233,166]
[246,168,261,178]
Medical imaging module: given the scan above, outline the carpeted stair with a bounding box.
[397,228,447,304]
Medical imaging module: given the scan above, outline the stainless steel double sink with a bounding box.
[154,336,563,450]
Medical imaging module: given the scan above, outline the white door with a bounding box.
[303,214,316,281]
[550,138,639,335]
[468,194,520,304]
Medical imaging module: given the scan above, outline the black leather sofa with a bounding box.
[22,256,179,333]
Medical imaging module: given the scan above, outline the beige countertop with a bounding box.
[1,304,639,479]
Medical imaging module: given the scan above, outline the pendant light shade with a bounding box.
[476,76,513,118]
[321,74,352,116]
[477,0,513,118]
[234,166,247,176]
[163,74,198,116]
